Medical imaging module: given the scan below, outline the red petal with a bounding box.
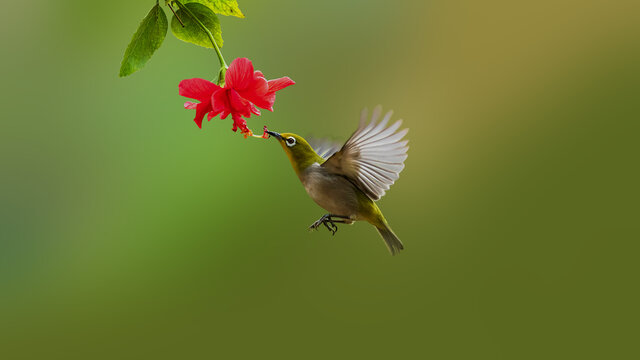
[234,76,269,111]
[184,101,198,109]
[226,58,254,91]
[231,113,249,134]
[193,102,212,128]
[241,91,275,111]
[249,104,261,116]
[228,89,254,118]
[247,74,269,96]
[179,78,220,101]
[228,89,246,111]
[207,111,218,121]
[212,89,231,119]
[267,77,295,92]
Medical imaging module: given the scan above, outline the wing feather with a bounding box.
[322,106,409,200]
[307,137,342,160]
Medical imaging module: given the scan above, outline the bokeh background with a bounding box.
[1,0,638,359]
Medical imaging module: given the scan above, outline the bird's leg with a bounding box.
[328,215,352,223]
[308,214,352,235]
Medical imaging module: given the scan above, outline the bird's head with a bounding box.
[266,130,323,174]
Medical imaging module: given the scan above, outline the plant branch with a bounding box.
[167,3,184,27]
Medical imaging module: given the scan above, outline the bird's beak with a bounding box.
[266,130,282,141]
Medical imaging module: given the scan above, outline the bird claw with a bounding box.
[308,214,338,235]
[309,214,328,231]
[323,220,338,235]
[308,220,322,231]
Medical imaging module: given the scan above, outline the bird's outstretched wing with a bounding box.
[321,106,409,201]
[307,137,342,160]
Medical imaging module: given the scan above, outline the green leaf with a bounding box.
[171,3,223,49]
[119,4,168,77]
[182,0,244,18]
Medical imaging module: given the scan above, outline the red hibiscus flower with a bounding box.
[179,58,295,134]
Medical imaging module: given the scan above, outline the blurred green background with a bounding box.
[1,0,638,359]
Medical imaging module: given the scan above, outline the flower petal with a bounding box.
[184,101,198,109]
[234,75,269,110]
[240,91,275,111]
[179,78,220,101]
[228,89,254,118]
[193,102,212,128]
[249,104,261,116]
[228,89,246,111]
[247,74,269,96]
[212,89,231,119]
[267,77,295,92]
[231,113,249,134]
[226,58,254,91]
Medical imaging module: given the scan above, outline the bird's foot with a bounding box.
[308,214,348,235]
[308,214,337,235]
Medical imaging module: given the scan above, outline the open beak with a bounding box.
[266,130,282,140]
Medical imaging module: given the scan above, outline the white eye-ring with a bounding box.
[286,136,296,147]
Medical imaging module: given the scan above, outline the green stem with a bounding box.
[174,1,227,70]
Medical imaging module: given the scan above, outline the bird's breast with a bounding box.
[301,164,360,218]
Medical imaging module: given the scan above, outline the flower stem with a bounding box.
[174,1,227,76]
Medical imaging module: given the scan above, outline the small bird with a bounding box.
[266,106,409,255]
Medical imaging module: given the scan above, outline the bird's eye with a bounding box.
[286,137,296,147]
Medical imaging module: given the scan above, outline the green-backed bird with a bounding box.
[266,106,409,255]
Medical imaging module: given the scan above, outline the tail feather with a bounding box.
[376,224,404,255]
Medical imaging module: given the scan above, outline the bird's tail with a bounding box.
[376,222,404,255]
